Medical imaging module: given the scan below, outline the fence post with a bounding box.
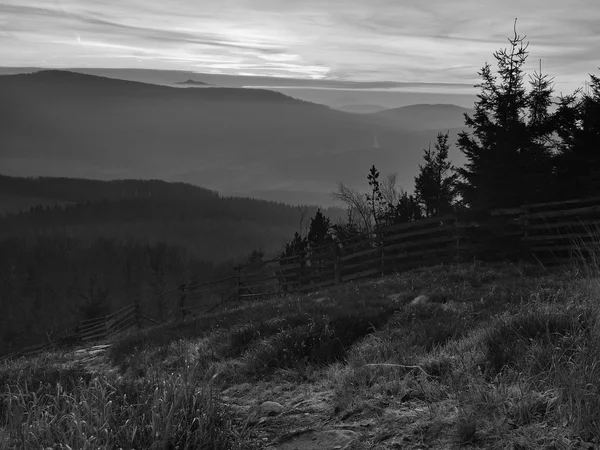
[380,237,385,277]
[454,214,460,264]
[298,252,305,289]
[332,243,340,285]
[179,283,187,324]
[235,265,242,301]
[133,298,142,330]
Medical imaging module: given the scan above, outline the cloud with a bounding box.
[1,0,599,92]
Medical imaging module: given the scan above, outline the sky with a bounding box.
[1,0,599,95]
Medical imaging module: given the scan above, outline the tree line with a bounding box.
[281,23,600,262]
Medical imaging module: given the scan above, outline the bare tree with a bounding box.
[380,173,404,207]
[332,182,372,233]
[296,205,309,238]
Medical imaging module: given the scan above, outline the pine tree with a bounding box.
[457,21,550,209]
[554,70,600,199]
[307,209,333,247]
[387,192,422,223]
[366,165,385,228]
[414,132,458,217]
[521,63,557,203]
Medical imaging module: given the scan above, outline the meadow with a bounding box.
[2,250,600,449]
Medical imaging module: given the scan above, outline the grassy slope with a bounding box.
[2,259,600,449]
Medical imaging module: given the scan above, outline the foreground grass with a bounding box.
[2,258,600,448]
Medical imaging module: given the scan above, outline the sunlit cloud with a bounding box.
[1,0,599,93]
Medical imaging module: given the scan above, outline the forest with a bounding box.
[0,176,344,354]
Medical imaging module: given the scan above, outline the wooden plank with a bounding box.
[375,214,456,234]
[454,221,485,228]
[525,220,600,231]
[238,291,280,299]
[305,250,335,263]
[523,233,599,242]
[342,256,379,273]
[385,254,458,273]
[81,329,108,342]
[343,267,380,282]
[111,314,135,332]
[108,305,136,323]
[293,279,337,292]
[187,276,237,291]
[241,275,285,285]
[490,207,527,216]
[382,245,456,262]
[341,237,379,251]
[80,322,106,334]
[522,205,600,220]
[278,253,303,264]
[525,196,600,210]
[19,343,46,356]
[104,304,135,322]
[80,316,105,325]
[383,235,456,253]
[80,327,106,339]
[276,262,302,272]
[112,320,135,335]
[381,224,455,243]
[108,310,136,333]
[340,246,381,262]
[527,244,580,253]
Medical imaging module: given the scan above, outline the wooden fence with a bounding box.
[3,195,600,362]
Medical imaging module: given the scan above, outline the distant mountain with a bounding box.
[175,79,212,86]
[333,104,388,114]
[372,103,474,131]
[0,70,468,206]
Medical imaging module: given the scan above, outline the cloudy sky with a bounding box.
[1,0,599,94]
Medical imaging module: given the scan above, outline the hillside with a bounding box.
[0,175,346,256]
[2,260,599,449]
[0,175,347,354]
[372,103,474,131]
[174,79,213,86]
[0,70,468,206]
[333,104,389,114]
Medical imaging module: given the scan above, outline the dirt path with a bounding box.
[221,379,457,450]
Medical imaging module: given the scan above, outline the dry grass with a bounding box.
[3,252,600,449]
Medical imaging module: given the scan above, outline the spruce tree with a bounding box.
[554,70,600,199]
[366,165,385,228]
[414,132,458,217]
[456,22,555,209]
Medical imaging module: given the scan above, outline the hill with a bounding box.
[0,70,468,207]
[0,175,345,257]
[332,104,388,114]
[174,79,213,87]
[372,103,474,131]
[0,175,346,357]
[2,260,599,449]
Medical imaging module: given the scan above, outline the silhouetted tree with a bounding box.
[332,207,363,242]
[554,70,600,199]
[366,166,385,228]
[457,21,556,209]
[306,209,333,247]
[414,132,458,217]
[391,192,423,223]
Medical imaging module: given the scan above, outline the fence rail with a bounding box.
[3,195,600,362]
